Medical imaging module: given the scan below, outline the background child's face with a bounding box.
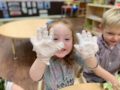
[50,23,73,58]
[102,27,120,47]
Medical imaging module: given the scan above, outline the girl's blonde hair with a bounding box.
[101,7,120,29]
[48,18,78,68]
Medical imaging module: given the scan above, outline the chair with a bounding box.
[74,62,87,84]
[75,67,87,83]
[61,0,80,17]
[38,80,43,90]
[71,4,80,17]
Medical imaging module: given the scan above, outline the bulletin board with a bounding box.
[0,1,51,18]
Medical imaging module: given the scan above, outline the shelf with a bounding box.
[85,3,114,32]
[91,30,101,36]
[87,3,114,8]
[86,15,102,22]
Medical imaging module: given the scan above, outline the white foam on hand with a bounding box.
[74,30,98,59]
[30,26,64,65]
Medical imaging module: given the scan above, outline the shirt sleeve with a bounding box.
[5,80,13,90]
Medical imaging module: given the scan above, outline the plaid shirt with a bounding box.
[83,35,120,82]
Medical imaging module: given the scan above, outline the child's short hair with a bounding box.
[101,7,120,29]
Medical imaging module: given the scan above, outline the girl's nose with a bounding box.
[59,39,66,45]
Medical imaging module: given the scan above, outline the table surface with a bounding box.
[60,83,104,90]
[0,19,50,39]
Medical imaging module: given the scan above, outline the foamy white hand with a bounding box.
[30,26,64,65]
[74,30,98,59]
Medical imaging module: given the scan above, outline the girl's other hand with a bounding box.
[74,30,98,59]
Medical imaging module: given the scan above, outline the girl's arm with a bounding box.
[29,26,64,81]
[29,58,47,81]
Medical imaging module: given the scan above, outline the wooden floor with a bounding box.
[0,17,84,90]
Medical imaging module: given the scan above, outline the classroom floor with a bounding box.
[0,17,85,90]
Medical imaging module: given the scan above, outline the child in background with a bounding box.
[0,77,24,90]
[83,7,120,88]
[29,19,120,90]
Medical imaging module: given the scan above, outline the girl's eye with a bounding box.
[65,38,70,41]
[53,38,58,41]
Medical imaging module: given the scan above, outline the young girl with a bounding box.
[0,77,24,90]
[29,19,120,90]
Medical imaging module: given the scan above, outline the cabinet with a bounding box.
[85,3,114,35]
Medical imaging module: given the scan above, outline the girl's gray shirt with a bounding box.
[43,53,84,90]
[83,35,120,83]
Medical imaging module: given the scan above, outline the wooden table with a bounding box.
[0,19,50,59]
[60,83,104,90]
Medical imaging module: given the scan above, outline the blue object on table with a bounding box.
[72,5,78,13]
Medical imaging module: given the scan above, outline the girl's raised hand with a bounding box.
[74,30,99,59]
[30,26,64,65]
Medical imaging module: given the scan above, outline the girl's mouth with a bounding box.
[58,48,66,53]
[61,48,66,51]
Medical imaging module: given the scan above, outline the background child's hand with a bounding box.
[74,30,98,59]
[30,26,64,65]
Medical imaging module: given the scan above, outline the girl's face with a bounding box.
[102,27,120,47]
[50,23,73,58]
